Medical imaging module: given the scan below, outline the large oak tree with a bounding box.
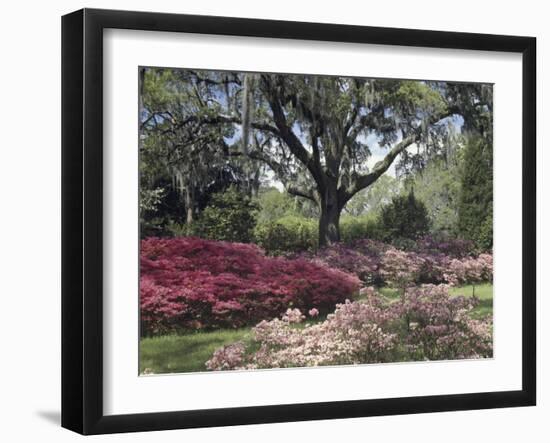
[141,69,492,246]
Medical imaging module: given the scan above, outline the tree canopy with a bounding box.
[140,67,492,246]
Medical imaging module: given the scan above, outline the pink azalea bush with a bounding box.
[380,248,423,291]
[140,237,360,334]
[294,238,492,288]
[206,285,492,370]
[206,295,398,370]
[397,284,493,360]
[444,253,493,287]
[308,308,319,317]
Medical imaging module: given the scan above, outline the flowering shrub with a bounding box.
[377,244,492,288]
[295,242,381,284]
[380,248,422,291]
[308,308,319,317]
[140,237,360,334]
[444,253,493,287]
[206,297,398,370]
[293,238,492,288]
[477,253,494,281]
[206,285,492,370]
[397,284,493,360]
[413,235,475,258]
[414,252,451,284]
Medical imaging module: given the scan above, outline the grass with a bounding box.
[378,283,492,319]
[140,329,250,374]
[140,283,493,375]
[451,283,493,318]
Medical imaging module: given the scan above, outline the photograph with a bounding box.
[138,68,494,375]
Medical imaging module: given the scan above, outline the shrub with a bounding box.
[293,239,389,285]
[380,248,423,292]
[140,237,360,335]
[444,253,493,287]
[295,243,379,284]
[379,189,431,241]
[398,284,493,360]
[388,236,417,251]
[166,220,196,237]
[206,296,398,370]
[413,234,475,258]
[295,237,492,289]
[256,188,319,223]
[205,285,492,370]
[254,215,318,255]
[340,214,384,243]
[194,187,258,243]
[254,213,386,255]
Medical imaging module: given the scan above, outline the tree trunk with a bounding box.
[185,187,194,224]
[318,188,342,247]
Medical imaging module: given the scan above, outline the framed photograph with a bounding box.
[62,8,536,435]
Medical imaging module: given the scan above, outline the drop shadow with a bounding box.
[36,410,61,426]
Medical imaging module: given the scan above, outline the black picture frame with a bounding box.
[61,8,536,435]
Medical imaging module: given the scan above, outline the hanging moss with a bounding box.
[241,74,255,154]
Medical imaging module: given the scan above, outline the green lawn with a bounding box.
[451,283,493,318]
[378,283,493,319]
[140,283,493,375]
[140,329,250,374]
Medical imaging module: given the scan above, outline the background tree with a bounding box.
[406,136,463,234]
[379,189,431,241]
[344,175,401,216]
[194,187,259,243]
[458,136,493,250]
[256,188,319,224]
[139,68,267,235]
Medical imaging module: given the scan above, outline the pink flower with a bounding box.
[308,308,319,317]
[283,308,305,324]
[206,285,493,371]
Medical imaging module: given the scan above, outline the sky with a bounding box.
[244,112,464,191]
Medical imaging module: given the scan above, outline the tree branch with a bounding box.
[169,114,281,137]
[186,70,242,86]
[247,148,318,202]
[261,75,326,188]
[286,185,318,202]
[140,111,174,130]
[341,105,461,200]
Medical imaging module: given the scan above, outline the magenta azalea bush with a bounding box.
[295,243,379,283]
[413,235,475,258]
[293,239,388,285]
[140,237,360,334]
[206,285,492,370]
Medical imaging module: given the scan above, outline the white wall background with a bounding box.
[0,0,546,441]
